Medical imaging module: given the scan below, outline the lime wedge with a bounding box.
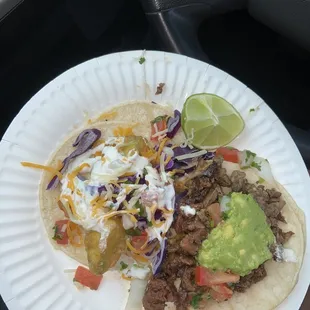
[181,93,244,149]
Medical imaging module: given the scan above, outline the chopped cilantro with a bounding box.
[249,108,255,113]
[139,57,146,64]
[210,219,214,228]
[257,177,265,184]
[147,221,153,227]
[120,261,128,270]
[52,225,62,240]
[251,161,262,171]
[151,115,167,124]
[190,293,203,309]
[222,212,229,220]
[245,150,256,163]
[134,200,145,216]
[206,293,211,300]
[133,263,140,268]
[125,228,141,236]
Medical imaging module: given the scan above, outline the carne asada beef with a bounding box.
[234,264,267,293]
[186,176,212,203]
[271,227,294,245]
[142,277,178,310]
[230,170,246,192]
[181,267,197,292]
[215,167,232,187]
[143,209,209,309]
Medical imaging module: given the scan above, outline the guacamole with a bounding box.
[198,193,275,276]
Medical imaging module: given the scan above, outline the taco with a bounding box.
[142,147,305,310]
[21,99,305,309]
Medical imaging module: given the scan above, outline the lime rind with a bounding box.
[181,93,245,149]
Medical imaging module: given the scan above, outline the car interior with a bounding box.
[0,0,309,308]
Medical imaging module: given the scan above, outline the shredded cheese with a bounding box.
[21,162,63,179]
[92,151,102,157]
[164,155,171,166]
[121,274,132,281]
[121,172,136,177]
[67,163,90,191]
[160,208,174,214]
[131,253,149,263]
[150,203,165,228]
[67,221,83,247]
[61,195,79,218]
[113,126,136,137]
[126,239,153,255]
[92,139,105,149]
[102,209,139,220]
[156,137,169,163]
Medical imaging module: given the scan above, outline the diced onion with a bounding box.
[220,195,231,212]
[163,146,174,157]
[152,129,168,138]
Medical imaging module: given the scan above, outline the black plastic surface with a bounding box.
[146,4,212,62]
[248,0,310,52]
[140,0,246,13]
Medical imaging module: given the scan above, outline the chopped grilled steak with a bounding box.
[180,229,208,255]
[234,264,267,293]
[185,176,212,204]
[230,170,246,192]
[271,227,294,244]
[215,167,232,187]
[181,267,197,292]
[142,278,178,310]
[161,253,196,277]
[201,185,219,209]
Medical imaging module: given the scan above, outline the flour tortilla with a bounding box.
[39,101,305,310]
[190,162,306,310]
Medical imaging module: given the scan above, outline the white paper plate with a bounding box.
[0,50,309,310]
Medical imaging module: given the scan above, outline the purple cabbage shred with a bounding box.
[46,128,101,190]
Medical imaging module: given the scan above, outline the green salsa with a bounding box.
[198,193,274,276]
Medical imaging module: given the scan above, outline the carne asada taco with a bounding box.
[21,96,305,309]
[142,147,305,310]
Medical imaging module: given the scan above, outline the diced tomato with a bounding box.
[74,266,103,290]
[195,266,240,287]
[207,203,222,227]
[53,220,69,245]
[216,147,240,163]
[131,231,148,249]
[151,118,167,141]
[210,284,233,302]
